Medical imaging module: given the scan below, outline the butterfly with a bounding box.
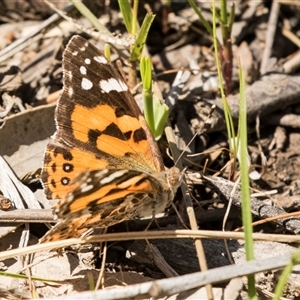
[40,35,181,242]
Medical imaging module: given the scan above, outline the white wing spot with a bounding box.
[80,66,87,75]
[94,56,108,64]
[63,164,71,171]
[85,58,91,64]
[82,78,93,90]
[80,183,94,193]
[99,78,128,93]
[62,178,69,185]
[100,170,128,185]
[68,87,73,97]
[72,50,78,56]
[95,169,109,178]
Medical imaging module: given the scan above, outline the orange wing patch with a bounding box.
[70,103,150,157]
[66,171,154,213]
[42,144,108,199]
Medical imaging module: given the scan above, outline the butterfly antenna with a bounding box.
[174,104,216,167]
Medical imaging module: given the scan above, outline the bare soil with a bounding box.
[1,1,300,299]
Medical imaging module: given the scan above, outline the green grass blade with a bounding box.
[104,44,111,61]
[187,0,213,36]
[273,250,300,299]
[140,56,168,139]
[140,56,154,133]
[0,270,61,283]
[118,0,133,33]
[130,12,155,62]
[152,96,169,139]
[220,0,228,25]
[212,1,236,155]
[238,59,257,299]
[70,0,111,34]
[131,0,139,35]
[228,3,235,32]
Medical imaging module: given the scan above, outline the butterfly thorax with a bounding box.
[137,166,181,218]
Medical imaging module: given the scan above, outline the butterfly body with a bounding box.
[41,36,180,242]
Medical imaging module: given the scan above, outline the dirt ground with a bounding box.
[1,0,300,299]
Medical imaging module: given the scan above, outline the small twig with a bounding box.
[96,240,108,290]
[2,230,300,259]
[165,124,213,298]
[235,211,300,232]
[282,50,300,74]
[23,252,300,300]
[146,243,179,278]
[45,0,134,48]
[0,209,55,223]
[260,0,280,74]
[0,4,74,63]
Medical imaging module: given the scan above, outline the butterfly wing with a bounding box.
[40,168,173,242]
[42,35,164,200]
[40,36,181,242]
